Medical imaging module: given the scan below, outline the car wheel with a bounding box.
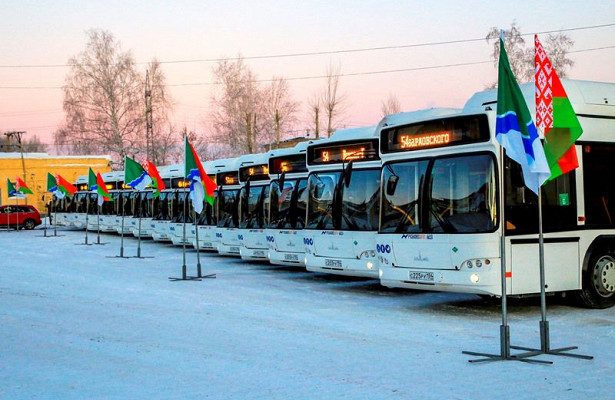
[577,251,615,309]
[23,219,36,230]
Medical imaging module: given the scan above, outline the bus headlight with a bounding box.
[470,273,480,283]
[366,261,374,270]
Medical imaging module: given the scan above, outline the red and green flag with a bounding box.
[125,156,153,191]
[15,177,33,195]
[46,173,62,198]
[7,179,25,198]
[96,172,112,206]
[55,174,77,198]
[143,160,166,197]
[185,136,217,213]
[88,168,98,191]
[535,34,583,180]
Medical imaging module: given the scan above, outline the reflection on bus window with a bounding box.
[217,189,239,228]
[269,178,308,230]
[340,169,380,230]
[307,172,339,229]
[381,160,429,233]
[429,154,497,233]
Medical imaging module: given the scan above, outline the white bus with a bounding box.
[216,157,243,256]
[266,141,312,266]
[303,127,381,278]
[192,159,233,252]
[377,79,615,309]
[66,175,89,228]
[238,152,272,261]
[150,165,185,242]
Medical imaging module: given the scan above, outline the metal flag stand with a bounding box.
[194,208,215,279]
[93,201,108,245]
[169,195,202,281]
[463,148,552,364]
[107,192,129,258]
[76,194,93,245]
[132,193,153,259]
[509,190,593,360]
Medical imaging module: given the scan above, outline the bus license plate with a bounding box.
[284,254,299,261]
[325,259,342,268]
[202,242,213,248]
[230,246,240,253]
[408,271,434,283]
[254,250,266,257]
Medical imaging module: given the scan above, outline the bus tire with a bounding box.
[576,250,615,309]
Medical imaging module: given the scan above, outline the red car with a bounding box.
[0,205,42,230]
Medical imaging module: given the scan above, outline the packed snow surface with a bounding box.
[1,226,614,399]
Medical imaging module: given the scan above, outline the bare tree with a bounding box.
[307,93,321,139]
[55,30,143,163]
[263,77,299,146]
[486,22,574,86]
[210,56,265,156]
[380,93,402,118]
[146,59,176,165]
[321,62,346,138]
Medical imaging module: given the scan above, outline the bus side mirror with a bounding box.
[386,175,399,196]
[314,182,325,199]
[279,172,286,191]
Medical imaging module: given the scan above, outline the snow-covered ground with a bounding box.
[1,226,614,399]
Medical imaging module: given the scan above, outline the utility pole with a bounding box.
[145,70,153,162]
[4,131,27,182]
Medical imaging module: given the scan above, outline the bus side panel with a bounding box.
[510,242,580,294]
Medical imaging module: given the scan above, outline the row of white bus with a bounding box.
[52,79,615,309]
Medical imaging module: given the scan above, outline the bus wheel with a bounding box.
[578,252,615,309]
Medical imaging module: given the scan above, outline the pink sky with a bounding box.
[1,1,613,153]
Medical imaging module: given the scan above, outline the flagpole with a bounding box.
[96,201,102,244]
[182,193,188,279]
[120,193,126,257]
[84,193,90,245]
[53,198,58,236]
[194,208,202,277]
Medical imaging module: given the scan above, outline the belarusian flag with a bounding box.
[96,172,112,206]
[143,160,166,197]
[55,174,77,198]
[535,34,583,180]
[47,173,63,199]
[495,34,550,195]
[88,168,98,191]
[125,156,152,191]
[185,136,217,213]
[15,177,33,195]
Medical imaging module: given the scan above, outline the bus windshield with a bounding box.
[239,185,270,229]
[381,153,497,233]
[269,178,308,229]
[307,168,381,230]
[217,189,239,228]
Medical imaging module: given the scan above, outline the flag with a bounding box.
[88,168,98,191]
[46,173,63,199]
[125,156,152,191]
[55,174,78,198]
[7,179,25,198]
[15,177,33,195]
[495,36,550,195]
[143,160,166,197]
[535,34,583,180]
[185,136,217,213]
[96,172,112,206]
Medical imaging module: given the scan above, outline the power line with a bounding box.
[2,43,613,91]
[1,22,613,69]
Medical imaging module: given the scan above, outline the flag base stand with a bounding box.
[510,321,593,360]
[463,325,553,364]
[169,265,203,281]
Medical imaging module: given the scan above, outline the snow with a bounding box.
[1,226,614,399]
